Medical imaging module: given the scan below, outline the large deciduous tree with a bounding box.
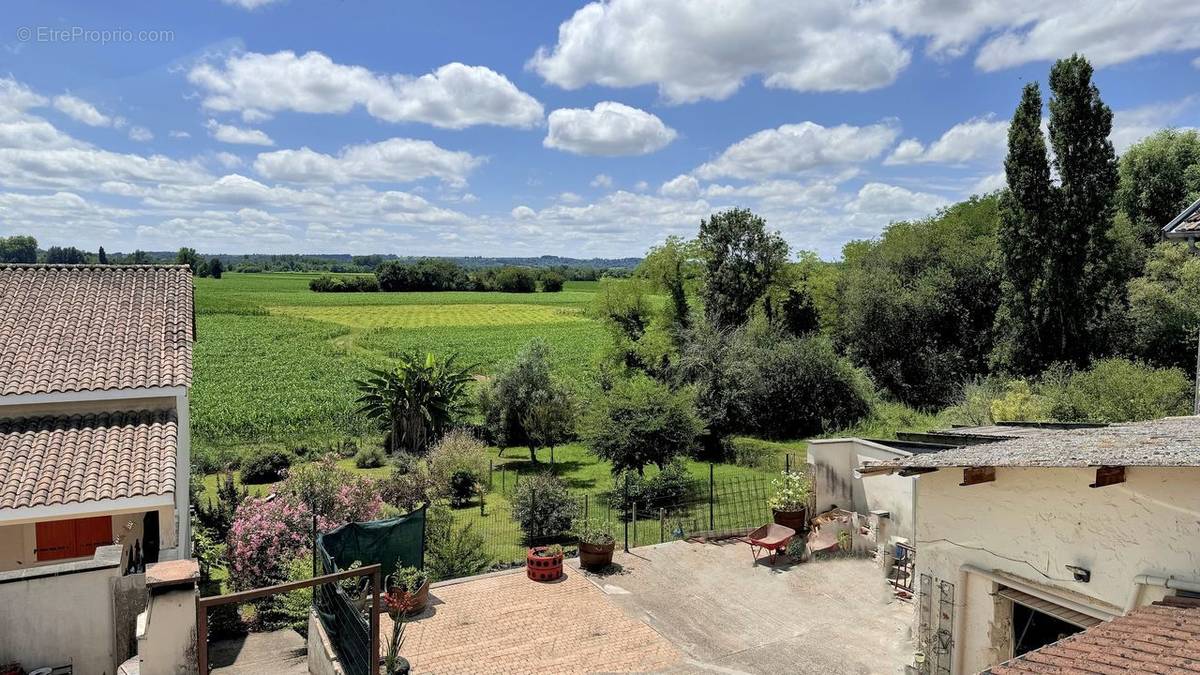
[0,235,37,263]
[697,208,788,329]
[479,339,576,463]
[582,375,703,476]
[1117,129,1200,245]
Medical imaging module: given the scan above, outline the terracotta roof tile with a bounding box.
[0,264,193,396]
[989,603,1200,674]
[0,409,177,509]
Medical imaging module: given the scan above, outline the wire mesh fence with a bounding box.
[448,469,779,568]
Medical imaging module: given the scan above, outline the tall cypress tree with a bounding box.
[995,82,1055,375]
[1048,54,1118,364]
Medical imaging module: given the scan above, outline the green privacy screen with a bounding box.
[318,504,428,574]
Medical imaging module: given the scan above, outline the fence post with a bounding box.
[785,453,790,474]
[623,473,630,552]
[632,500,637,548]
[480,484,485,516]
[370,568,381,675]
[709,463,715,531]
[660,508,665,543]
[489,459,493,489]
[584,494,589,521]
[312,514,318,579]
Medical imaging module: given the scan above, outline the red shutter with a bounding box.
[35,516,114,561]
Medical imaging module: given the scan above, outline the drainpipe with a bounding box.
[1125,574,1200,613]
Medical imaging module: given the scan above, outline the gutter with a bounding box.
[1126,574,1200,612]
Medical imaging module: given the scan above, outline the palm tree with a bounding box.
[356,352,474,455]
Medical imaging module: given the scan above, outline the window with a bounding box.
[35,515,114,562]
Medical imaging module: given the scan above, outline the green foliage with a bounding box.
[1117,129,1200,245]
[309,274,379,292]
[208,258,224,279]
[837,196,1000,406]
[97,246,108,264]
[176,247,202,275]
[768,471,812,512]
[275,553,315,634]
[376,258,470,291]
[196,469,247,538]
[697,208,789,329]
[0,235,37,263]
[510,472,579,542]
[356,352,474,454]
[190,516,224,580]
[479,339,576,462]
[380,461,437,512]
[427,430,488,505]
[491,266,537,293]
[574,519,615,546]
[540,271,565,292]
[989,359,1191,423]
[389,564,427,593]
[240,447,294,484]
[608,459,695,511]
[674,320,756,454]
[44,246,88,264]
[583,375,702,475]
[354,445,388,469]
[1125,242,1200,376]
[423,501,491,581]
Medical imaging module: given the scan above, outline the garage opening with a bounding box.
[998,588,1099,657]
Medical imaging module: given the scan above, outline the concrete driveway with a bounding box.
[583,540,913,674]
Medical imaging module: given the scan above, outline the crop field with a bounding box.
[191,273,610,458]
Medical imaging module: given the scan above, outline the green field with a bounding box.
[192,273,610,458]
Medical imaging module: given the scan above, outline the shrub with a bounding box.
[240,448,294,484]
[380,461,437,511]
[376,258,470,292]
[989,380,1053,422]
[541,272,565,292]
[1050,358,1191,423]
[280,454,383,531]
[355,445,387,469]
[609,460,695,512]
[309,275,379,293]
[272,553,314,634]
[574,519,615,546]
[427,430,488,501]
[582,375,702,475]
[425,501,490,581]
[511,472,579,542]
[768,471,812,513]
[227,495,313,590]
[492,266,537,293]
[389,565,428,593]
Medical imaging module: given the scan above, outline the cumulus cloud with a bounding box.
[169,130,191,139]
[53,94,113,127]
[659,174,698,198]
[530,0,910,103]
[544,102,676,156]
[220,0,285,8]
[590,173,613,188]
[846,182,949,217]
[253,138,483,186]
[128,126,154,142]
[206,119,274,146]
[189,51,543,129]
[696,121,898,180]
[884,116,1008,165]
[1110,98,1197,152]
[214,151,243,168]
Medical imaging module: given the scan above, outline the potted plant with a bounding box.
[769,471,812,533]
[526,543,564,582]
[575,519,615,571]
[387,565,430,616]
[382,588,417,675]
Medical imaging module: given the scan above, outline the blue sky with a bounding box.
[1,1,1198,258]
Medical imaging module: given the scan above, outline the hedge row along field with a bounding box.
[191,273,609,458]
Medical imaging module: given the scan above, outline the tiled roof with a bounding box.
[860,416,1200,473]
[1164,197,1200,237]
[0,409,177,510]
[0,265,194,396]
[988,601,1200,673]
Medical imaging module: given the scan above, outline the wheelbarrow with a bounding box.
[746,523,796,565]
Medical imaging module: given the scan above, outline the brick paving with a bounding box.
[383,568,681,674]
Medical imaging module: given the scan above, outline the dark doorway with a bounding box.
[1012,602,1085,656]
[143,510,160,564]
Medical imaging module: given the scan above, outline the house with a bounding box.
[0,264,194,574]
[1162,195,1200,249]
[859,416,1200,674]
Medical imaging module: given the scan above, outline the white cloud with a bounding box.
[253,137,483,186]
[544,102,676,156]
[206,119,274,146]
[633,180,649,192]
[241,108,273,123]
[846,182,949,217]
[221,0,285,8]
[214,151,243,168]
[512,205,536,220]
[169,130,191,139]
[590,173,613,188]
[1110,98,1197,153]
[696,121,898,180]
[128,126,154,142]
[970,172,1006,194]
[53,94,113,127]
[659,174,698,198]
[190,51,543,129]
[556,192,583,204]
[529,0,910,103]
[0,78,47,116]
[884,116,1008,165]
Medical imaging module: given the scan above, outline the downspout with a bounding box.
[953,566,968,675]
[1126,574,1200,612]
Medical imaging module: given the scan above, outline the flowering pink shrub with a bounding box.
[227,495,313,590]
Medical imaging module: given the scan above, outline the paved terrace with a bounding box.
[389,539,912,674]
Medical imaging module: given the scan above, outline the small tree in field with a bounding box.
[583,375,703,475]
[356,352,474,454]
[480,339,576,463]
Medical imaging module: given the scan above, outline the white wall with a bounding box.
[808,439,916,542]
[0,545,124,674]
[913,466,1200,673]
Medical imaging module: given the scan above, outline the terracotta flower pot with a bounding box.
[526,547,564,582]
[578,541,615,571]
[381,578,430,616]
[773,507,809,534]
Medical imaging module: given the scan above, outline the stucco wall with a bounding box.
[913,466,1200,673]
[0,545,124,674]
[0,507,174,573]
[808,439,916,542]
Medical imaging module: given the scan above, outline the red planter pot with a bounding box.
[578,541,615,571]
[526,547,564,582]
